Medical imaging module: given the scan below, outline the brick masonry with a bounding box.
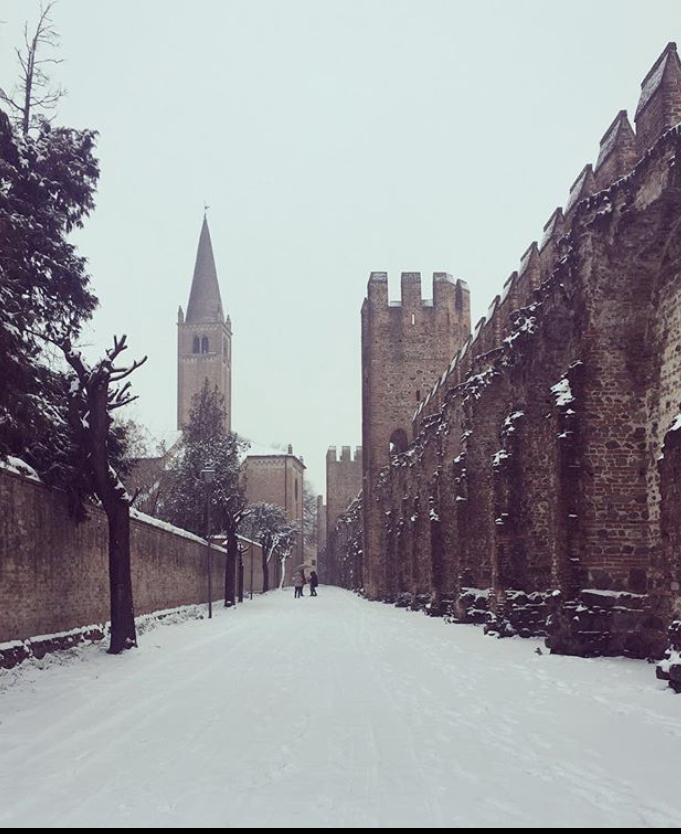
[242,453,305,584]
[326,43,681,691]
[0,468,265,664]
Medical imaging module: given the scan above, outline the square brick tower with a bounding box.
[326,445,363,532]
[361,272,471,598]
[177,216,232,430]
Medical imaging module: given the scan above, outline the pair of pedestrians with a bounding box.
[292,568,318,598]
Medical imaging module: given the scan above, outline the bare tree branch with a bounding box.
[0,1,65,133]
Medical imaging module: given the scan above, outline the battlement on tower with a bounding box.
[326,445,364,531]
[327,445,363,464]
[367,271,470,314]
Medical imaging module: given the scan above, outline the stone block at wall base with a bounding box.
[487,590,552,639]
[546,591,668,660]
[448,587,491,625]
[0,602,213,671]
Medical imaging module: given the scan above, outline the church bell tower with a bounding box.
[177,216,232,431]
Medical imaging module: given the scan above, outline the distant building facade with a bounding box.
[242,447,306,586]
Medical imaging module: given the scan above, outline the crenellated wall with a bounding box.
[329,42,681,691]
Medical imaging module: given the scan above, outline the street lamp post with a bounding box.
[249,541,254,600]
[237,539,254,603]
[201,464,216,620]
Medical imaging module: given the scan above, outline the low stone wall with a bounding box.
[0,467,265,662]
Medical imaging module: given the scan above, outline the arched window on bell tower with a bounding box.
[201,336,209,354]
[193,336,200,354]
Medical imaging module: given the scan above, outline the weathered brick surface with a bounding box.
[324,495,362,589]
[0,469,265,651]
[327,44,681,691]
[361,272,471,599]
[326,446,362,532]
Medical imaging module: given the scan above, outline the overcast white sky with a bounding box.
[1,1,679,494]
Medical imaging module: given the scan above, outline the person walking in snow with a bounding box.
[293,568,306,598]
[309,570,319,597]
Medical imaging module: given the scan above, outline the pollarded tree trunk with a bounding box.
[261,535,274,593]
[107,500,137,653]
[238,554,244,603]
[62,335,145,655]
[88,386,138,654]
[262,554,270,594]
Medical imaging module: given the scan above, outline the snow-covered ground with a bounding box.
[1,588,680,828]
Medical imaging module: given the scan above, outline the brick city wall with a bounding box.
[0,467,266,658]
[326,43,681,692]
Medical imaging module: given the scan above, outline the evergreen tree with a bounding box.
[0,106,99,463]
[159,381,248,606]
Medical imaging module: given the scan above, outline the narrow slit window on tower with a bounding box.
[411,313,416,325]
[193,336,200,354]
[201,336,209,354]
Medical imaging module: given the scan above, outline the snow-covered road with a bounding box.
[1,587,680,828]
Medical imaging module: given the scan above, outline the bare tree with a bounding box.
[240,503,298,593]
[61,335,147,654]
[0,2,65,134]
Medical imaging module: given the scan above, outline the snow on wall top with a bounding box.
[130,508,214,547]
[0,460,239,552]
[239,439,303,467]
[0,456,41,482]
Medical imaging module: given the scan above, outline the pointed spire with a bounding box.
[185,216,224,324]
